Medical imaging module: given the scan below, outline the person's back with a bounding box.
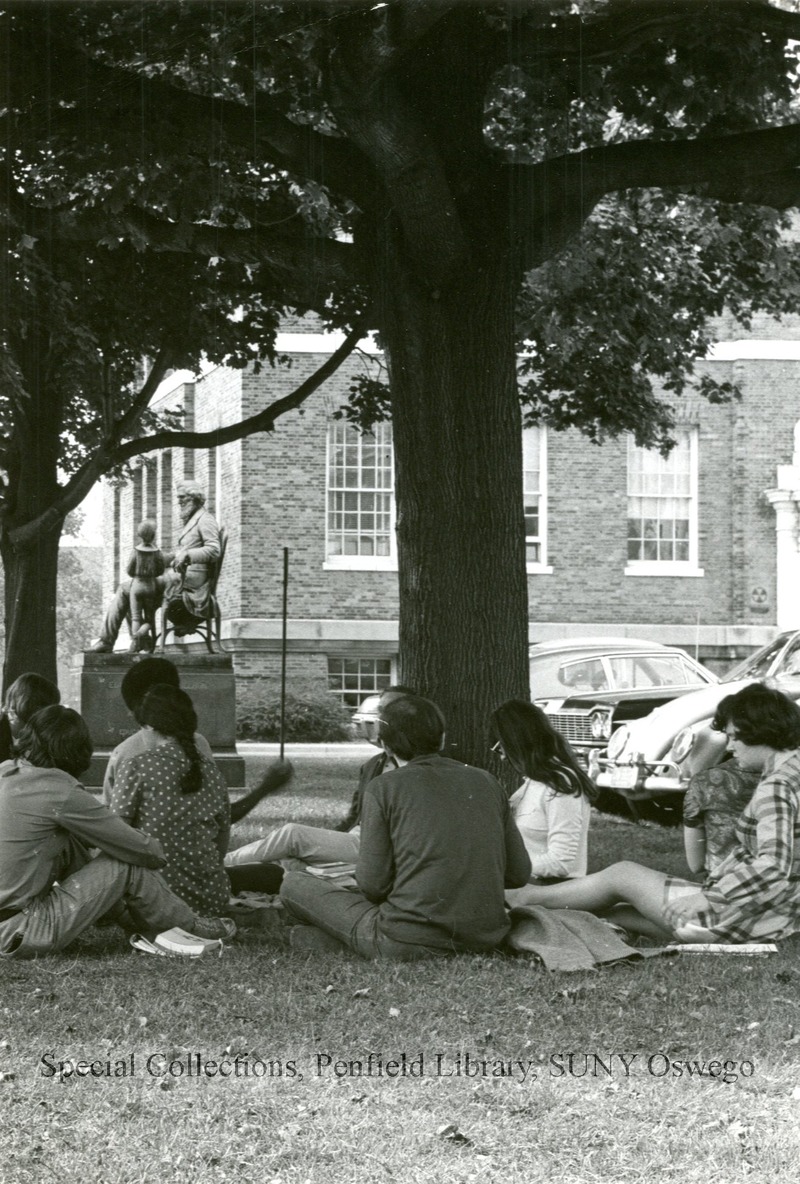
[112,743,230,915]
[358,752,523,951]
[280,693,530,959]
[109,684,231,917]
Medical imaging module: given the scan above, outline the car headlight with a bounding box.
[589,707,613,741]
[607,725,630,760]
[671,726,696,765]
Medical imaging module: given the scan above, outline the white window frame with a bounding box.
[326,655,395,711]
[324,419,397,571]
[624,427,703,577]
[524,425,553,574]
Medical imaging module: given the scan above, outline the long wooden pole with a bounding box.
[279,547,289,760]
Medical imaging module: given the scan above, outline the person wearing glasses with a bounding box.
[280,693,531,958]
[512,683,800,945]
[90,481,221,653]
[488,699,596,907]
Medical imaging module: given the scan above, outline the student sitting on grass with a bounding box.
[103,656,292,822]
[511,683,800,945]
[109,683,234,917]
[489,699,596,906]
[0,672,61,762]
[0,705,234,958]
[280,694,531,959]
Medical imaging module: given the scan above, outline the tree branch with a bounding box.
[512,121,800,270]
[326,10,469,288]
[506,0,800,67]
[6,317,371,550]
[7,200,358,309]
[4,15,376,209]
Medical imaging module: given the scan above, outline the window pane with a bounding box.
[327,421,394,558]
[627,430,694,565]
[523,426,545,562]
[327,657,393,711]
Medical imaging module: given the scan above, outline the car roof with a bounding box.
[529,637,682,657]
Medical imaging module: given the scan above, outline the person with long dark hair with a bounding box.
[0,705,234,958]
[109,683,232,917]
[489,699,596,906]
[515,683,800,944]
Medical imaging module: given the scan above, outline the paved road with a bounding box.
[237,742,372,760]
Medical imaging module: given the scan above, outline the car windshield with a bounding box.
[723,634,798,682]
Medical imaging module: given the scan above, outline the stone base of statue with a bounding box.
[76,651,245,789]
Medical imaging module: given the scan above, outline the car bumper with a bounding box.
[590,753,688,799]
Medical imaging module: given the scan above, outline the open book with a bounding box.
[130,928,225,957]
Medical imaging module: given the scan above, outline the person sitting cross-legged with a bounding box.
[513,683,800,945]
[279,694,532,959]
[0,706,235,959]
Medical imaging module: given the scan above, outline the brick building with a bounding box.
[101,311,800,711]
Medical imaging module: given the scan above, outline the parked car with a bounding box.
[530,637,717,765]
[593,629,800,820]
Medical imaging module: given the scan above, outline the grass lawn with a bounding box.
[2,754,799,1183]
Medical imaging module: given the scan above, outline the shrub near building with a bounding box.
[236,681,354,743]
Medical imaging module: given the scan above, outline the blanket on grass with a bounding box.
[507,906,670,971]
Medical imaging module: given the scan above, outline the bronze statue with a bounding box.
[90,481,222,653]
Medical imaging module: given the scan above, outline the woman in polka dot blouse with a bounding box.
[109,683,232,917]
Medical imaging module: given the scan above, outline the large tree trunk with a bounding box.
[1,523,61,689]
[379,250,530,768]
[1,328,65,691]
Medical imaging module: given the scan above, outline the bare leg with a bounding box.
[603,903,674,942]
[520,861,675,935]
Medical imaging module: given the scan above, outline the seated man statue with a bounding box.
[280,694,532,959]
[91,481,221,653]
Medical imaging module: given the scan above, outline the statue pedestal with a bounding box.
[76,652,245,789]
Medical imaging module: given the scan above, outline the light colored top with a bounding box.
[0,760,165,913]
[505,777,591,909]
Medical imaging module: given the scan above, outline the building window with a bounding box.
[325,420,396,569]
[626,428,702,575]
[327,657,392,711]
[523,426,550,571]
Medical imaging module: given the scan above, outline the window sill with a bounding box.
[526,564,554,575]
[323,558,398,572]
[624,563,704,578]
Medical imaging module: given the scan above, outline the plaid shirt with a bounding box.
[701,748,800,942]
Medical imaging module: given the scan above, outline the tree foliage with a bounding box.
[5,0,800,748]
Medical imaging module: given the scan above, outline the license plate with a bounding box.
[606,764,640,790]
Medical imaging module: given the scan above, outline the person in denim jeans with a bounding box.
[0,706,234,958]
